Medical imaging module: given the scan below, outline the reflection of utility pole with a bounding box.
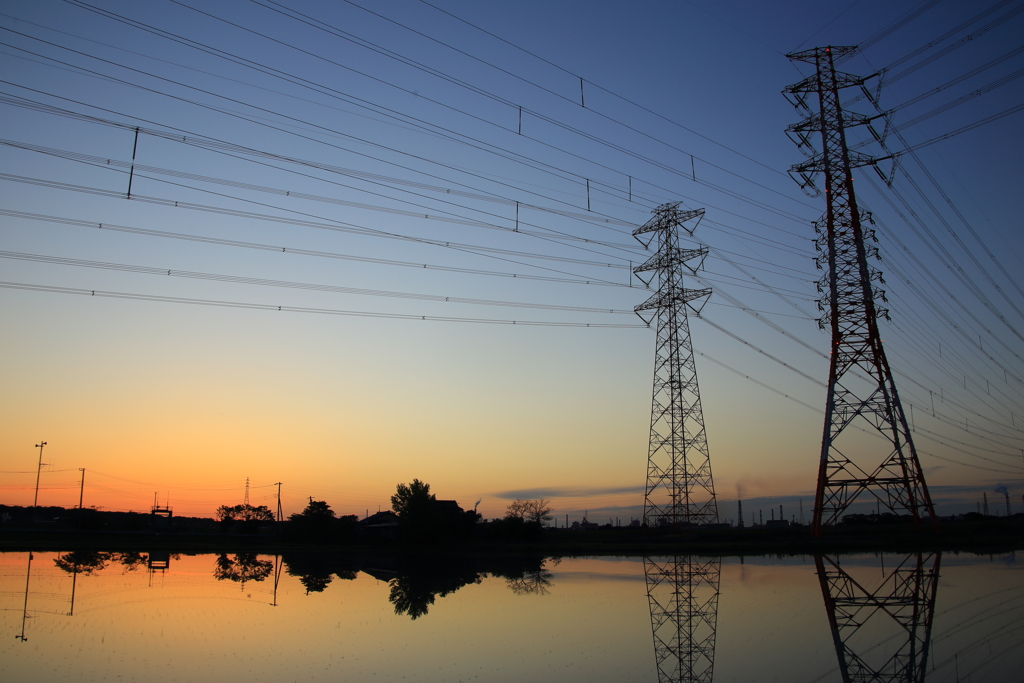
[272,554,282,607]
[32,441,48,508]
[67,557,80,616]
[16,552,34,641]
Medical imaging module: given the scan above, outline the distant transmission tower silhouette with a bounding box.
[633,203,717,527]
[784,46,936,535]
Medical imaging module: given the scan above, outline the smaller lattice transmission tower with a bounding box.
[784,46,936,535]
[634,203,717,527]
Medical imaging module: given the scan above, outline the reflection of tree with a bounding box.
[505,559,557,596]
[299,573,332,593]
[388,570,482,620]
[213,554,273,586]
[54,551,111,575]
[54,551,156,575]
[282,553,359,594]
[116,551,147,572]
[816,553,940,683]
[644,556,720,683]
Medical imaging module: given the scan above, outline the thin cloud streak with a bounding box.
[492,485,644,500]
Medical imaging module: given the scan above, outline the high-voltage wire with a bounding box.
[0,281,648,328]
[11,134,810,259]
[878,0,1024,86]
[835,0,945,62]
[0,84,801,255]
[0,251,637,315]
[0,85,816,253]
[413,0,795,179]
[0,171,632,288]
[4,8,816,223]
[245,0,810,207]
[1,209,812,322]
[0,136,653,263]
[0,182,813,306]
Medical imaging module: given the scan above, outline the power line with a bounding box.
[0,281,649,328]
[0,250,638,315]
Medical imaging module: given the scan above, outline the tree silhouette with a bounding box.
[391,479,435,519]
[287,499,356,541]
[216,504,275,534]
[391,480,479,540]
[505,499,554,524]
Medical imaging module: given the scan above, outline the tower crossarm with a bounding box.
[634,245,708,275]
[787,45,858,64]
[785,70,867,95]
[635,287,712,315]
[787,110,876,134]
[633,205,704,243]
[792,150,879,174]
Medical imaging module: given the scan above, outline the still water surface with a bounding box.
[1,550,1020,682]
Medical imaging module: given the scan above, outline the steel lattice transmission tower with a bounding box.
[784,46,936,535]
[644,556,721,683]
[633,203,717,527]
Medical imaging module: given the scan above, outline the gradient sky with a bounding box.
[1,0,1022,522]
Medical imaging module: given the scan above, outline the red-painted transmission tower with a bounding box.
[784,46,936,536]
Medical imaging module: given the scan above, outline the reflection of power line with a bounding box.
[644,556,720,683]
[815,553,940,683]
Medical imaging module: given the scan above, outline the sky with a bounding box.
[1,0,1022,523]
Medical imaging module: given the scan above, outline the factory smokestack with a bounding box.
[738,500,744,528]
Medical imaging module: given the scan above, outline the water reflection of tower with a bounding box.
[816,553,940,683]
[644,556,720,683]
